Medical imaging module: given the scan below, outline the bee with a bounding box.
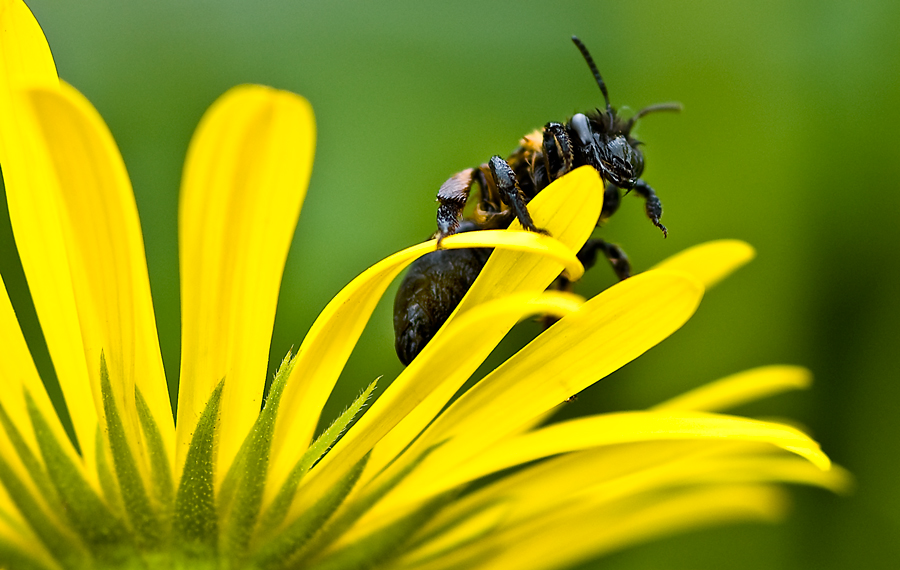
[393,36,680,366]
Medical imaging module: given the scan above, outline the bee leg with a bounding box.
[631,179,667,237]
[543,237,630,329]
[488,156,549,235]
[578,238,631,281]
[473,166,504,214]
[600,182,622,222]
[541,122,574,182]
[436,168,477,245]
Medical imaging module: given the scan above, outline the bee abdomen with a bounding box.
[393,242,491,365]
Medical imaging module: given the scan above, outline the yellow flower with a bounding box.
[0,2,847,569]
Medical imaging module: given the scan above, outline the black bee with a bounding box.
[393,36,680,365]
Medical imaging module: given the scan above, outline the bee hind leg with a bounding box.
[436,168,477,245]
[577,238,631,281]
[542,238,630,329]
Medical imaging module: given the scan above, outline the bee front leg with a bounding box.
[436,168,477,244]
[542,122,574,182]
[631,179,668,237]
[488,156,549,235]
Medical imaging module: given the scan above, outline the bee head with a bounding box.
[601,135,643,188]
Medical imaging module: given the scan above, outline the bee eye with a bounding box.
[570,113,593,145]
[630,152,643,172]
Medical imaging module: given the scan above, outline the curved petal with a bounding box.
[265,231,585,506]
[356,290,585,485]
[0,2,61,442]
[3,103,97,476]
[5,70,172,480]
[0,0,99,458]
[176,85,316,480]
[418,411,829,502]
[0,0,57,99]
[435,441,842,530]
[296,290,588,551]
[20,83,173,472]
[276,167,604,514]
[652,365,812,412]
[651,239,755,288]
[0,275,80,480]
[362,408,829,523]
[0,482,59,570]
[386,270,704,487]
[454,167,602,314]
[463,485,787,570]
[388,439,846,566]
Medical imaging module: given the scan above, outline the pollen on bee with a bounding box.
[520,129,544,152]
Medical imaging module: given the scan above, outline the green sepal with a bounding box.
[280,442,441,567]
[217,352,297,522]
[25,389,132,563]
[256,378,378,537]
[215,442,245,525]
[100,354,162,548]
[0,454,87,569]
[95,427,125,518]
[0,401,58,512]
[172,379,224,559]
[221,352,297,560]
[251,453,369,570]
[134,387,174,517]
[308,492,453,570]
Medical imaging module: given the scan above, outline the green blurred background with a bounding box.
[2,0,898,568]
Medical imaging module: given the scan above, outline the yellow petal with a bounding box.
[390,271,703,489]
[360,290,585,485]
[0,482,59,570]
[652,365,812,412]
[0,274,79,475]
[371,410,829,518]
[455,166,602,314]
[442,230,584,280]
[332,270,704,542]
[662,454,853,494]
[397,501,509,568]
[265,232,584,507]
[175,85,315,481]
[651,239,755,288]
[21,83,173,473]
[467,485,787,570]
[0,0,101,471]
[0,281,82,553]
[487,410,830,473]
[416,442,722,528]
[0,0,57,99]
[0,0,57,167]
[276,167,603,513]
[399,439,843,559]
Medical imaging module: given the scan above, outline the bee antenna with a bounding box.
[625,102,683,134]
[572,36,613,119]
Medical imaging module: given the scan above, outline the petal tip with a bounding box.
[652,239,757,289]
